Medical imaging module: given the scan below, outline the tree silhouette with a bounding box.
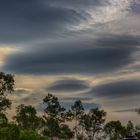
[0,124,20,140]
[0,112,8,127]
[59,124,74,139]
[0,72,14,112]
[135,125,140,139]
[43,93,65,119]
[80,108,106,140]
[13,104,42,131]
[20,130,48,140]
[1,72,140,140]
[71,100,84,139]
[43,93,73,140]
[126,121,134,136]
[42,116,60,139]
[104,120,126,140]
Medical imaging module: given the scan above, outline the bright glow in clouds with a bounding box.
[0,46,15,65]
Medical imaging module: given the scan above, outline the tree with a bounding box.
[19,130,48,140]
[13,104,42,131]
[135,125,140,139]
[0,113,8,127]
[80,108,106,140]
[71,100,84,117]
[43,93,65,119]
[0,72,14,112]
[42,116,61,139]
[43,93,72,140]
[126,121,134,136]
[43,117,74,140]
[43,93,64,138]
[104,120,126,140]
[59,124,74,139]
[0,124,20,140]
[71,100,84,139]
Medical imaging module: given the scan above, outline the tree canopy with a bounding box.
[0,72,14,112]
[0,72,140,140]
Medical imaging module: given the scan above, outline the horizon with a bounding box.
[0,0,140,124]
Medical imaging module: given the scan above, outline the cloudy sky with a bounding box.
[0,0,140,123]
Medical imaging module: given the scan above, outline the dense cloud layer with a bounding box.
[46,77,140,100]
[4,35,139,75]
[47,79,90,93]
[130,0,140,14]
[93,79,140,99]
[95,35,140,47]
[1,0,140,119]
[0,0,135,44]
[0,0,87,43]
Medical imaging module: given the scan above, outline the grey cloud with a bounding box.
[47,79,90,93]
[0,0,86,43]
[47,0,108,9]
[130,1,140,14]
[60,96,92,101]
[49,0,106,6]
[4,35,139,75]
[93,79,140,99]
[95,35,140,47]
[115,108,138,113]
[36,101,99,112]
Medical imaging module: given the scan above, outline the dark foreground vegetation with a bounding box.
[0,72,140,140]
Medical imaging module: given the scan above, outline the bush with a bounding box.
[0,125,48,140]
[0,124,20,140]
[19,130,48,140]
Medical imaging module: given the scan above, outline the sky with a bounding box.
[0,0,140,124]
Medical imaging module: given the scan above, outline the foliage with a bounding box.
[134,125,140,139]
[0,112,8,126]
[0,126,48,140]
[43,93,74,139]
[71,100,84,117]
[0,72,14,112]
[19,130,48,140]
[42,117,60,138]
[43,93,65,119]
[80,108,106,139]
[71,100,84,139]
[126,121,134,136]
[0,124,20,140]
[59,124,74,139]
[43,117,74,139]
[1,72,140,140]
[104,120,127,140]
[13,104,43,130]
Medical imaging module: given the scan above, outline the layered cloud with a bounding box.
[0,0,135,44]
[47,79,90,93]
[4,34,139,75]
[0,0,140,123]
[130,0,140,14]
[46,77,140,100]
[93,79,140,99]
[0,0,87,43]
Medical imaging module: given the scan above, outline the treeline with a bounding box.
[0,72,140,140]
